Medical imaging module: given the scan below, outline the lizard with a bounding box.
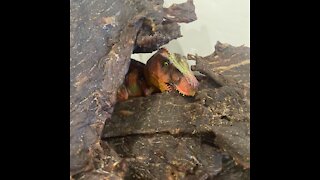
[117,48,199,101]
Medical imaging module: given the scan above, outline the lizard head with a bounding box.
[144,48,199,96]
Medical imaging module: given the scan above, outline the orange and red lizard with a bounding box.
[117,48,199,101]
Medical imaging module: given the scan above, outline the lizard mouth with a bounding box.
[164,82,191,96]
[162,74,198,96]
[174,85,196,96]
[164,83,174,92]
[172,76,197,96]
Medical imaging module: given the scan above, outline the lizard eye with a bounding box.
[163,61,169,66]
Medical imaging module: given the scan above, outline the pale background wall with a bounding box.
[131,0,250,64]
